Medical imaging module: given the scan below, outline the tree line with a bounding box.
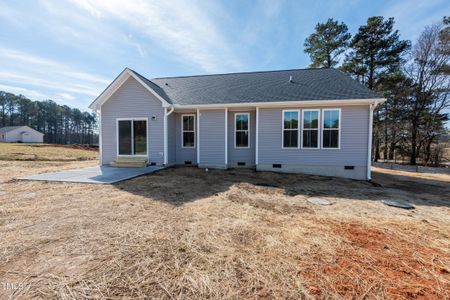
[304,16,449,166]
[0,91,98,144]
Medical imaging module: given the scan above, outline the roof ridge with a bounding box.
[152,67,336,80]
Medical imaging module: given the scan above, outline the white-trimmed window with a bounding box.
[282,110,299,148]
[182,114,195,148]
[322,109,341,149]
[117,118,147,156]
[235,113,250,148]
[302,109,319,148]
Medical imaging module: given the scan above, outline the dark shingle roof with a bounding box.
[130,70,173,104]
[132,68,380,106]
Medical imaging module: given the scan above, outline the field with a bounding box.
[0,143,98,161]
[0,144,449,299]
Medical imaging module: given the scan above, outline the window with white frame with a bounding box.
[302,109,319,148]
[235,113,249,148]
[322,109,340,148]
[182,114,195,148]
[282,110,299,148]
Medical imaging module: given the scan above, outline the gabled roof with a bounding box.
[0,126,44,135]
[0,126,24,134]
[151,68,381,105]
[89,68,171,110]
[130,69,172,104]
[90,67,383,110]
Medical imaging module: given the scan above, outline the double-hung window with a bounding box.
[322,109,340,149]
[282,110,299,148]
[235,113,249,148]
[182,114,195,148]
[302,109,319,148]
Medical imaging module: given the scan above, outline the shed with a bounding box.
[0,126,44,143]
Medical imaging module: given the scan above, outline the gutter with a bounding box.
[170,98,385,110]
[163,105,174,165]
[165,105,174,116]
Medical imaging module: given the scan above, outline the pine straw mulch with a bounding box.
[0,166,449,299]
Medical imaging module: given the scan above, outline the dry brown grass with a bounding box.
[0,162,449,299]
[0,143,98,161]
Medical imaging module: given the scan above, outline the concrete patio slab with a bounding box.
[16,165,163,184]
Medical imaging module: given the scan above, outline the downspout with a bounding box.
[225,108,228,167]
[255,107,259,166]
[197,109,200,165]
[367,101,380,181]
[163,105,174,165]
[97,107,102,166]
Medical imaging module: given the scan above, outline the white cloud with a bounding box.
[0,48,109,106]
[383,0,447,40]
[69,0,245,73]
[57,93,76,101]
[123,34,147,58]
[0,84,49,100]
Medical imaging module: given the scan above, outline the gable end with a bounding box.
[89,68,171,111]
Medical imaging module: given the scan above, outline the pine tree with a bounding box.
[304,18,351,68]
[342,16,410,89]
[342,16,410,162]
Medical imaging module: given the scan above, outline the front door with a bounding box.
[117,119,147,156]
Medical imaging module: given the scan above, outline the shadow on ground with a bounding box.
[114,166,450,208]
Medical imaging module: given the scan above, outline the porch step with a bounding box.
[111,157,148,168]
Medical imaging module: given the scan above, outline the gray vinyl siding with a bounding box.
[258,105,369,167]
[101,76,165,165]
[175,112,197,164]
[167,113,176,165]
[228,111,256,166]
[199,109,226,167]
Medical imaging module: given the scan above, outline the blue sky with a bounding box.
[0,0,448,110]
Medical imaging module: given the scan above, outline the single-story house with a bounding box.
[0,126,44,143]
[89,68,385,180]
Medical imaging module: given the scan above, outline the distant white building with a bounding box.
[0,126,44,143]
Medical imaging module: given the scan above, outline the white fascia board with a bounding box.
[171,98,386,110]
[89,68,171,111]
[88,69,129,110]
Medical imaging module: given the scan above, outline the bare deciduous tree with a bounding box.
[405,20,449,165]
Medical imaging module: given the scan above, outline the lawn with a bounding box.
[0,158,449,298]
[0,143,98,161]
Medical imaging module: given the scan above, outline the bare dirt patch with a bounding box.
[300,220,450,299]
[0,163,449,299]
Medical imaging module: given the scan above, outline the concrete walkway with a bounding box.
[17,165,163,184]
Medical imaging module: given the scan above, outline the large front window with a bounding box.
[282,110,299,148]
[118,119,147,155]
[235,113,249,148]
[322,109,340,149]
